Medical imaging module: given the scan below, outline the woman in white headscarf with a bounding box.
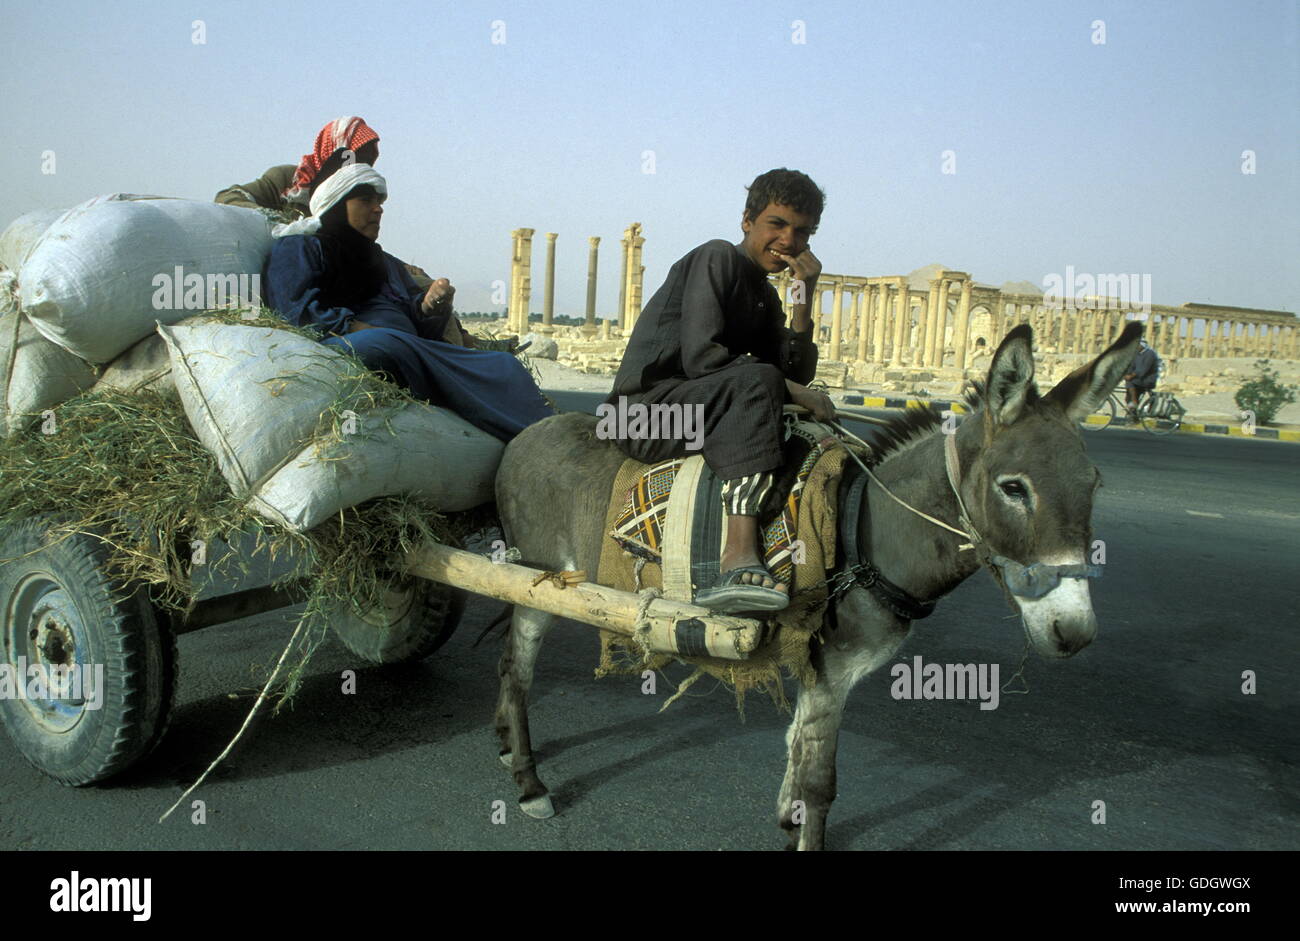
[263,163,553,442]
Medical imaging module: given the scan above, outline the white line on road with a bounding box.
[1185,510,1225,518]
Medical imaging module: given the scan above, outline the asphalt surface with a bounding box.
[1,391,1296,851]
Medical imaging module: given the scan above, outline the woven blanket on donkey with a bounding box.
[609,423,829,602]
[595,424,857,710]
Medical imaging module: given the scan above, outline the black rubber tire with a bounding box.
[1138,392,1182,436]
[0,517,177,786]
[328,575,465,665]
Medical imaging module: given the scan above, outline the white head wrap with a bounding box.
[272,163,388,238]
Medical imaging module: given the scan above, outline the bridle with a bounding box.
[823,417,1103,619]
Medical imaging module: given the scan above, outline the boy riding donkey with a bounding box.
[605,169,836,614]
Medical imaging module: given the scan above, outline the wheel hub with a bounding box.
[6,579,90,734]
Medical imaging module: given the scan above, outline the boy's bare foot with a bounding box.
[695,514,789,613]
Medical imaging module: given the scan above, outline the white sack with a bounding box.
[254,401,501,531]
[20,197,273,363]
[159,322,502,532]
[1,274,97,437]
[93,313,210,397]
[0,209,64,273]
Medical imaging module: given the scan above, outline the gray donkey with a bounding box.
[493,322,1141,850]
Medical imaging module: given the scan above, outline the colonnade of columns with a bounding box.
[777,274,1299,370]
[509,228,1298,362]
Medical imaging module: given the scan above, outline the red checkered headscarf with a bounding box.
[285,116,380,201]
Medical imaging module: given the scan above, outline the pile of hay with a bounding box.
[0,307,485,705]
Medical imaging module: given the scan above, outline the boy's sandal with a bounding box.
[694,566,790,614]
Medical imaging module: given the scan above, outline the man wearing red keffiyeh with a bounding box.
[214,117,476,347]
[215,116,380,221]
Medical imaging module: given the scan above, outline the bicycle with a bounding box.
[1081,386,1185,435]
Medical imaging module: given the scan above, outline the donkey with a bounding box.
[492,322,1141,849]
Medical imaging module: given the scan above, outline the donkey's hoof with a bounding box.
[519,794,555,819]
[499,751,512,768]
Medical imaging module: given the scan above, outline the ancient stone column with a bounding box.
[626,223,645,328]
[913,287,928,362]
[1289,324,1298,359]
[600,318,610,340]
[952,278,973,370]
[510,228,534,335]
[509,229,521,331]
[891,284,908,366]
[1071,307,1086,355]
[924,279,942,367]
[542,232,558,332]
[856,288,871,362]
[617,230,630,334]
[828,278,844,361]
[895,278,910,368]
[930,278,951,367]
[583,236,600,336]
[870,284,887,361]
[810,288,824,343]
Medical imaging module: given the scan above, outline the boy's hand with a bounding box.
[770,248,822,287]
[787,381,835,422]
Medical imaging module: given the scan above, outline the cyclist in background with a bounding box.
[1123,338,1159,421]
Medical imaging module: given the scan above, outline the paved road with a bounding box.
[1,393,1296,850]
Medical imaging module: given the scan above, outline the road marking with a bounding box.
[1185,510,1225,518]
[1245,509,1300,521]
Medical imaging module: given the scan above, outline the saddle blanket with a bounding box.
[607,420,836,603]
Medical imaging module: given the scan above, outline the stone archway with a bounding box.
[968,303,994,353]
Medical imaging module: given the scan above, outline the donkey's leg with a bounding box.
[494,604,557,819]
[777,667,847,851]
[779,604,909,850]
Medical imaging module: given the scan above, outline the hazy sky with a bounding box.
[2,0,1296,315]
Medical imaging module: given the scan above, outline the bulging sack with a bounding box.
[159,322,502,532]
[0,209,64,273]
[20,197,273,363]
[1,274,97,437]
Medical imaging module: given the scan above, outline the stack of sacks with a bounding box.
[159,322,503,532]
[0,272,97,436]
[0,196,275,435]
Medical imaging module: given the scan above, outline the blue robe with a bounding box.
[264,234,553,442]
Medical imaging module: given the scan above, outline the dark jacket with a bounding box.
[610,239,817,399]
[1129,346,1158,384]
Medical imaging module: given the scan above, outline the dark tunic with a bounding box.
[606,239,817,479]
[265,234,553,442]
[1127,346,1158,388]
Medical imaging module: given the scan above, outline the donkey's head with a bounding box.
[954,322,1142,658]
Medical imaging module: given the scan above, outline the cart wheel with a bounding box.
[0,517,177,786]
[328,575,465,665]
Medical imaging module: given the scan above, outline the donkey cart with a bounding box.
[0,517,763,787]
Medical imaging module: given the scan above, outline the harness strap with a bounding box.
[830,459,937,624]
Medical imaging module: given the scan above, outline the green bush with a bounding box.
[1234,360,1298,426]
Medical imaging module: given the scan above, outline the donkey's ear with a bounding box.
[1045,321,1144,422]
[985,324,1037,427]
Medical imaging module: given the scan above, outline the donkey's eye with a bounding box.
[999,479,1029,500]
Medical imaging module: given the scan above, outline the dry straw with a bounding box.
[0,308,496,816]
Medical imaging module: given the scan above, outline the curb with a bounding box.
[838,394,1300,443]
